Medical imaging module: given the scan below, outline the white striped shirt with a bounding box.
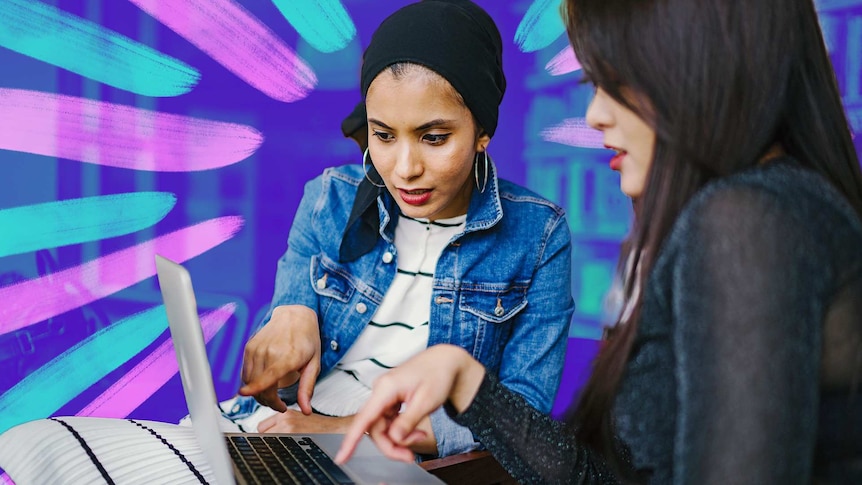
[308,213,466,416]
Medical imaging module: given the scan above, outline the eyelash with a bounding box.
[423,133,450,145]
[372,131,393,142]
[371,131,451,145]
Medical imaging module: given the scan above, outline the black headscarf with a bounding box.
[339,0,506,263]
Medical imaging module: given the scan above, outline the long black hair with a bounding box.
[562,0,862,476]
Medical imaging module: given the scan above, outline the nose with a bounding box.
[393,143,423,181]
[585,89,611,131]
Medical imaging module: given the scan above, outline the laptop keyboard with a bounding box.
[227,435,354,484]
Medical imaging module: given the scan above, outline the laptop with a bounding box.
[155,255,443,485]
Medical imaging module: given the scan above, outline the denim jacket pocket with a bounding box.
[310,254,355,303]
[459,282,529,324]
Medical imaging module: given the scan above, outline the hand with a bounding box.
[335,345,485,464]
[258,410,353,434]
[239,305,320,414]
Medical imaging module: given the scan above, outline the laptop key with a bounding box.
[279,436,343,484]
[299,438,355,484]
[226,440,256,483]
[262,436,319,483]
[264,435,329,484]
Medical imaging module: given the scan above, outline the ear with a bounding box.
[475,132,491,152]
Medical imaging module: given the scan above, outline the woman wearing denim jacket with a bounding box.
[236,0,575,459]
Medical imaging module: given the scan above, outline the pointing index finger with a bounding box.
[336,383,402,463]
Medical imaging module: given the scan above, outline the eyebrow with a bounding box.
[368,118,456,132]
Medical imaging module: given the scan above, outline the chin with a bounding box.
[620,181,644,199]
[397,205,432,220]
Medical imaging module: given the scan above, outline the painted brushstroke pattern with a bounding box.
[514,0,565,53]
[546,45,581,75]
[272,0,356,53]
[0,216,244,335]
[78,303,236,419]
[0,88,262,172]
[129,0,317,102]
[0,306,169,434]
[541,117,604,149]
[0,192,175,258]
[0,0,198,97]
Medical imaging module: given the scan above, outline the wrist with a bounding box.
[272,305,317,324]
[449,348,485,414]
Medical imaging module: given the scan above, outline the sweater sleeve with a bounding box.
[449,373,619,484]
[668,183,827,484]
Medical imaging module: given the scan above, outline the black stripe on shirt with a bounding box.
[342,369,361,382]
[400,214,463,227]
[50,417,116,485]
[397,268,434,278]
[128,419,208,484]
[368,321,428,330]
[369,358,394,369]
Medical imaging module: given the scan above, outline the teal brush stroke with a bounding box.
[272,0,356,53]
[0,192,176,258]
[514,0,565,53]
[0,306,168,434]
[0,0,199,97]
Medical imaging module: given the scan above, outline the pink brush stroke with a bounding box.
[0,216,243,335]
[0,473,13,485]
[545,46,581,76]
[0,88,262,172]
[78,303,237,418]
[541,118,604,149]
[128,0,317,102]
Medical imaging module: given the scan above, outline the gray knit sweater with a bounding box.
[452,159,862,484]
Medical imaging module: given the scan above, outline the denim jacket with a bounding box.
[261,162,574,457]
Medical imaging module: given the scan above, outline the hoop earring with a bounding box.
[474,151,489,193]
[363,148,385,188]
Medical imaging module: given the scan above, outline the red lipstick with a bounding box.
[605,145,625,171]
[399,188,432,206]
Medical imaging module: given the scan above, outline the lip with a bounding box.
[605,144,626,171]
[398,188,433,206]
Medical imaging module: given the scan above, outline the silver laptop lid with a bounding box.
[155,254,235,485]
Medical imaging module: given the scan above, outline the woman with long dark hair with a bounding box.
[337,0,862,482]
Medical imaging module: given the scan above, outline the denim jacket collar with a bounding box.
[339,160,503,262]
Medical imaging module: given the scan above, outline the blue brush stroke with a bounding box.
[0,0,199,97]
[515,0,566,53]
[272,0,356,53]
[0,192,176,258]
[0,306,168,434]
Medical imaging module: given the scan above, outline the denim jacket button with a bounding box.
[330,340,339,351]
[316,274,327,290]
[355,302,367,314]
[382,251,393,264]
[494,297,505,316]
